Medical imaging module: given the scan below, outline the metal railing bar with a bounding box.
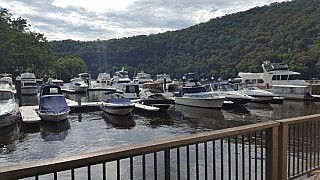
[288,126,292,177]
[242,135,245,180]
[164,149,170,180]
[293,125,296,176]
[204,142,208,180]
[102,163,106,180]
[87,166,91,180]
[261,131,263,180]
[249,133,252,180]
[71,168,75,180]
[117,159,120,180]
[177,148,180,180]
[297,124,300,174]
[302,123,305,173]
[154,152,157,180]
[235,136,238,180]
[143,154,146,180]
[187,145,190,180]
[213,140,216,180]
[220,139,224,180]
[130,157,133,180]
[228,137,231,180]
[255,132,257,180]
[196,143,199,180]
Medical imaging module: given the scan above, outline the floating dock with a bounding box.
[20,99,159,123]
[19,106,41,123]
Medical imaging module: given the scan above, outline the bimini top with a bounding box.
[40,84,62,96]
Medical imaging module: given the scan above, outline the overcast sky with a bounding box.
[1,0,288,41]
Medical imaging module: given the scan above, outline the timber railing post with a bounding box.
[278,122,289,180]
[266,126,279,180]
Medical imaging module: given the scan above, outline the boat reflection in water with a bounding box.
[0,120,22,145]
[101,111,135,127]
[40,119,70,141]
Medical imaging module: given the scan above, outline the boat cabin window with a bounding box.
[281,75,288,80]
[50,88,59,94]
[23,82,37,86]
[125,85,139,93]
[272,75,280,80]
[0,91,12,100]
[288,74,300,80]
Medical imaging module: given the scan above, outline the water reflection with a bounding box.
[40,119,70,141]
[101,111,135,127]
[0,120,22,144]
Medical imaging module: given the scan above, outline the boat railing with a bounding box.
[2,114,320,179]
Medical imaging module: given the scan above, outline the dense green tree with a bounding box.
[52,56,88,81]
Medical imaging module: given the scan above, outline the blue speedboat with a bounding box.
[39,84,70,122]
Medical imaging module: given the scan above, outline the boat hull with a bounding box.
[69,86,88,92]
[175,97,225,108]
[102,103,135,116]
[0,113,20,128]
[39,111,69,122]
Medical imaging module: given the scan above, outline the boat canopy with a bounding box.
[40,84,62,96]
[39,94,69,113]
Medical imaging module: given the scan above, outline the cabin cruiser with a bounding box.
[93,72,111,88]
[0,89,20,128]
[132,71,152,87]
[239,86,278,103]
[206,82,255,104]
[111,68,132,86]
[236,61,320,99]
[77,73,92,88]
[69,78,89,92]
[175,73,225,108]
[0,73,14,91]
[16,72,42,95]
[156,73,178,91]
[38,84,70,122]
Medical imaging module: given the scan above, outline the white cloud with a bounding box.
[0,0,288,41]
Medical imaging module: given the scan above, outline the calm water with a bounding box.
[1,90,320,167]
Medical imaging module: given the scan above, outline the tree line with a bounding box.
[2,0,320,81]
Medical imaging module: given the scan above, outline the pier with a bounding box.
[20,98,160,123]
[3,113,320,179]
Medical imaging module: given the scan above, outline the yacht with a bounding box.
[16,72,42,95]
[94,73,111,87]
[175,73,225,108]
[156,73,178,91]
[69,78,89,92]
[207,82,255,104]
[111,68,132,86]
[236,61,320,99]
[77,73,92,88]
[132,71,152,87]
[0,73,14,91]
[0,89,20,128]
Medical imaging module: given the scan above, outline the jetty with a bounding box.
[20,98,159,123]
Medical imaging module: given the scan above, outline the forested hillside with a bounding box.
[39,0,320,80]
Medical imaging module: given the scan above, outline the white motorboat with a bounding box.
[101,90,135,116]
[77,73,92,88]
[236,61,320,99]
[93,72,111,88]
[69,78,89,92]
[16,72,42,95]
[38,84,70,122]
[118,83,140,99]
[0,73,14,91]
[132,71,152,87]
[207,82,255,104]
[0,89,20,128]
[156,73,178,91]
[111,68,132,85]
[239,86,277,103]
[175,73,225,108]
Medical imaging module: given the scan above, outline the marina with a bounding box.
[2,88,320,168]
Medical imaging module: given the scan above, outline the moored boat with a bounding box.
[69,78,89,92]
[0,89,20,128]
[16,72,42,95]
[38,84,70,122]
[101,90,135,116]
[175,73,225,108]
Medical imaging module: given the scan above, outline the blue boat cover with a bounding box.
[106,98,132,104]
[39,94,69,113]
